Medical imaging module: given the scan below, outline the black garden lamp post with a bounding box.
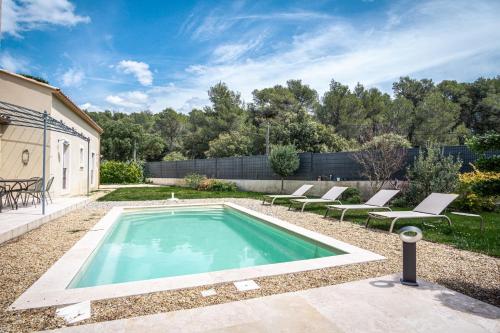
[398,226,423,286]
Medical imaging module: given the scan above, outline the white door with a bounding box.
[62,142,70,190]
[91,152,95,185]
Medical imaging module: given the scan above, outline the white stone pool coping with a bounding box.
[10,202,385,310]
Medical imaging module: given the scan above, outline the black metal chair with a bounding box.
[21,177,43,207]
[44,176,55,204]
[0,177,14,212]
[0,184,6,213]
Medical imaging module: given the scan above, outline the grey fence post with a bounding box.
[240,157,243,179]
[215,158,218,179]
[309,152,314,180]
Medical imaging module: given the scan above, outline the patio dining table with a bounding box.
[0,178,40,211]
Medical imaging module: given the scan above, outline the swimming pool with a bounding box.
[70,206,342,288]
[11,203,384,310]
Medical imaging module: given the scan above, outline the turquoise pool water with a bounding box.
[69,206,341,288]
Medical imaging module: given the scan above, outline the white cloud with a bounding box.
[147,84,208,113]
[150,0,500,113]
[183,9,332,40]
[185,65,208,74]
[1,0,90,37]
[105,90,150,111]
[79,102,102,112]
[233,11,333,21]
[61,68,84,86]
[190,13,233,41]
[0,52,29,72]
[212,36,264,64]
[116,60,153,86]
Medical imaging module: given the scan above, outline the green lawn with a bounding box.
[99,185,262,201]
[99,186,499,257]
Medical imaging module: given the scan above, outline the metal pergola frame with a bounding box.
[0,100,90,214]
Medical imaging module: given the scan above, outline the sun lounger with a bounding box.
[324,189,400,221]
[289,186,348,212]
[365,193,459,233]
[262,184,314,206]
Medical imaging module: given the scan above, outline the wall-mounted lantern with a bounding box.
[21,149,30,166]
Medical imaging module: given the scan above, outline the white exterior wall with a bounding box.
[0,71,101,197]
[50,98,101,196]
[0,73,52,180]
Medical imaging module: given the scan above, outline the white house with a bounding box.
[0,69,102,197]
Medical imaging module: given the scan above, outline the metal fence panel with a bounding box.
[145,146,493,181]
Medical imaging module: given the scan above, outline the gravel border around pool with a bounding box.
[0,198,499,332]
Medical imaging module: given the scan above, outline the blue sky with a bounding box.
[1,0,499,113]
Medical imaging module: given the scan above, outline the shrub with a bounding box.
[466,132,499,172]
[455,170,499,211]
[404,144,462,205]
[341,187,362,204]
[184,173,206,189]
[454,132,500,211]
[198,179,238,191]
[185,176,238,191]
[163,151,187,161]
[454,193,496,212]
[100,160,143,184]
[475,156,500,172]
[466,132,500,153]
[460,170,500,197]
[269,145,300,192]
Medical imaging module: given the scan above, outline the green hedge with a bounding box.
[475,156,500,172]
[100,160,143,184]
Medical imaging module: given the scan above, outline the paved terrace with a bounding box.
[0,193,107,245]
[44,274,499,333]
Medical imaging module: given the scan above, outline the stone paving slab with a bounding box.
[42,274,500,333]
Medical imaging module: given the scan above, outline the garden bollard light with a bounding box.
[398,226,423,286]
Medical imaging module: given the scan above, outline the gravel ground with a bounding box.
[0,198,498,332]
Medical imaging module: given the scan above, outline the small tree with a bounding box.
[354,133,411,193]
[269,145,300,193]
[404,143,462,205]
[466,132,500,172]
